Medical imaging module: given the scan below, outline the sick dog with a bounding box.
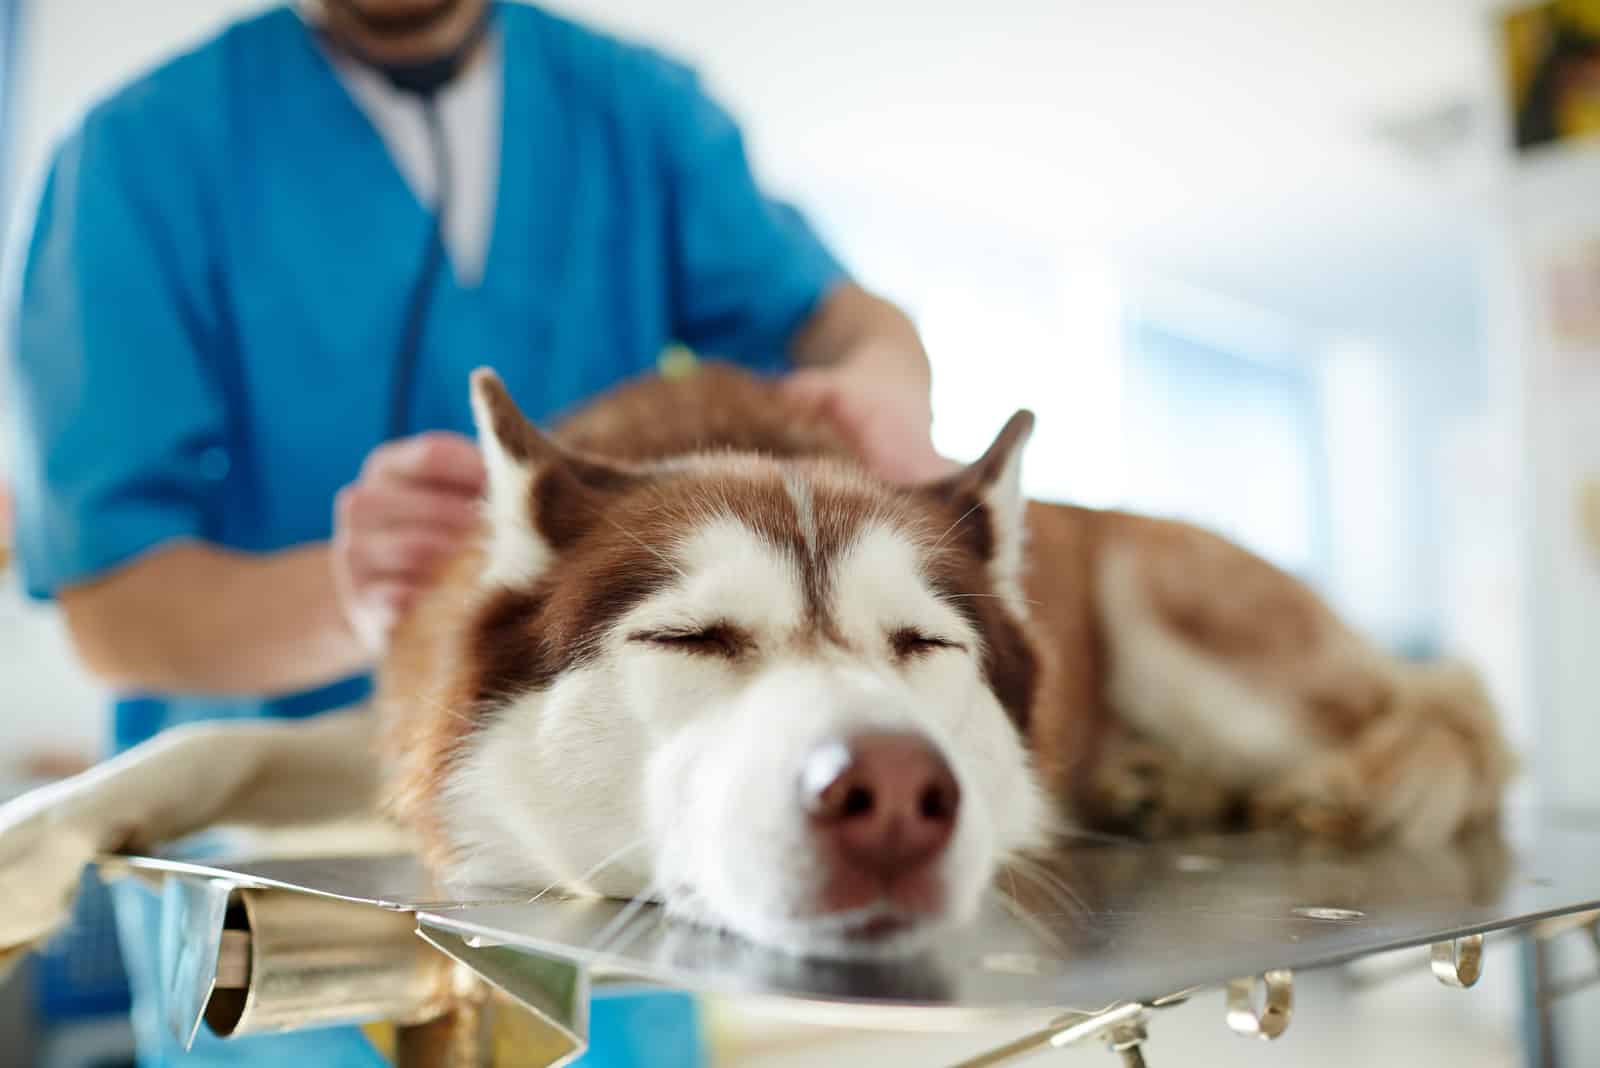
[0,362,1515,962]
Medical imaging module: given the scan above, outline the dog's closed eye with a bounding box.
[889,627,967,660]
[629,623,753,659]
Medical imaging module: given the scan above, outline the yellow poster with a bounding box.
[1503,0,1600,150]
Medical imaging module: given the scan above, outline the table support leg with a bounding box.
[395,1002,486,1068]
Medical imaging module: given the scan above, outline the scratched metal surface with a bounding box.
[121,810,1600,1016]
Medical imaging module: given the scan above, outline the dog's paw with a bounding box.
[1249,752,1370,843]
[1082,734,1234,839]
[1252,664,1515,847]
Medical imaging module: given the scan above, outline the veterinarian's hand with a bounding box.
[783,360,959,485]
[333,432,485,651]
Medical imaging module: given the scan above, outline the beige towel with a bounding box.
[0,708,383,965]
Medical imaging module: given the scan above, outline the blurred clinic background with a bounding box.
[2,1,1600,1067]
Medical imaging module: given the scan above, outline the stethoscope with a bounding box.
[318,5,492,442]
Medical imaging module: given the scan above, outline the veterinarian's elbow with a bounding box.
[57,591,184,692]
[793,283,926,370]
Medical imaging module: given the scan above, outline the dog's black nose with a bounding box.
[802,730,960,884]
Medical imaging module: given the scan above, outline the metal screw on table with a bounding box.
[1431,934,1485,989]
[1105,1017,1151,1067]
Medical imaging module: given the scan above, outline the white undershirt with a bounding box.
[327,34,503,287]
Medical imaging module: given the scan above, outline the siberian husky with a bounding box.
[377,363,1513,956]
[0,362,1514,961]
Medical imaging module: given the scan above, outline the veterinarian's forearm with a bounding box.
[59,542,369,697]
[792,282,932,388]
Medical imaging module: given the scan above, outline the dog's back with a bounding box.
[550,362,855,465]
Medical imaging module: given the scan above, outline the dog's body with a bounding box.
[369,362,1513,956]
[0,359,1516,964]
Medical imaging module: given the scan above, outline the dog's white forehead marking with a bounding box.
[830,523,974,646]
[782,470,818,552]
[630,516,806,631]
[620,486,955,647]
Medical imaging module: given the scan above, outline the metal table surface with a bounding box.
[117,809,1600,1025]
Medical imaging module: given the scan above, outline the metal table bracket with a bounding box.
[1225,969,1294,1040]
[105,813,1600,1068]
[157,875,593,1067]
[1431,934,1485,989]
[165,876,235,1051]
[948,1001,1150,1067]
[950,975,1294,1068]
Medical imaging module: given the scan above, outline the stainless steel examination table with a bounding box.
[100,808,1600,1067]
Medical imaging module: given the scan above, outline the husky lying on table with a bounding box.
[0,362,1515,962]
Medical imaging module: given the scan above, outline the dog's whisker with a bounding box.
[1004,876,1084,926]
[600,514,687,579]
[940,592,1044,607]
[598,900,665,959]
[525,838,650,905]
[1055,824,1144,847]
[576,838,650,887]
[988,883,1077,950]
[586,883,662,958]
[929,500,984,555]
[1003,856,1088,918]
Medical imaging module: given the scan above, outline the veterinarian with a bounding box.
[4,1,947,1065]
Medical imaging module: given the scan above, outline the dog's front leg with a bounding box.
[0,707,379,966]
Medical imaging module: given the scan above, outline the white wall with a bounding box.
[3,0,271,238]
[0,0,272,765]
[1436,8,1600,829]
[1493,148,1600,812]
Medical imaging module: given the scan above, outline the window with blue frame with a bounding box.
[803,184,1343,625]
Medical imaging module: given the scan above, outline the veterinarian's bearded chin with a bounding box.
[641,666,1004,958]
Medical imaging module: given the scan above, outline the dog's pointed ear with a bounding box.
[469,368,636,585]
[944,410,1034,505]
[924,410,1035,616]
[470,367,560,472]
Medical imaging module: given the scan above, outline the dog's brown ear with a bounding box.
[924,409,1035,617]
[949,410,1034,497]
[470,367,560,468]
[469,368,638,585]
[926,410,1034,508]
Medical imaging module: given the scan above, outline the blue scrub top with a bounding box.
[7,2,847,752]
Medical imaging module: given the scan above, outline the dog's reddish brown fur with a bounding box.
[379,362,1513,861]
